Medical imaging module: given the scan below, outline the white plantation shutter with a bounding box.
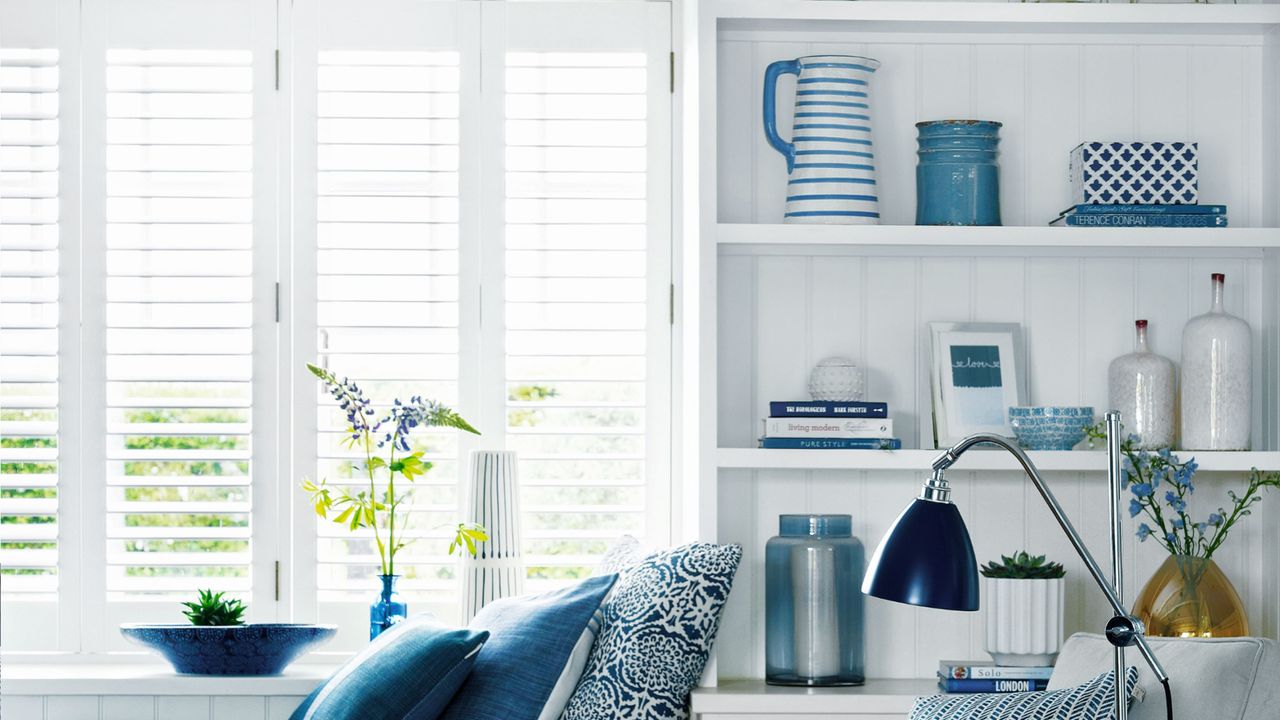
[499,3,671,587]
[312,47,463,602]
[0,47,61,599]
[102,47,256,597]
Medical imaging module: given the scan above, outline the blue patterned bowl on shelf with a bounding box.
[1008,406,1095,451]
[120,623,337,675]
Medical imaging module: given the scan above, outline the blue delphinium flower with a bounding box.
[1164,491,1187,513]
[1172,518,1185,530]
[1208,512,1224,526]
[1136,523,1152,541]
[1128,499,1143,518]
[1165,532,1178,545]
[1131,482,1154,498]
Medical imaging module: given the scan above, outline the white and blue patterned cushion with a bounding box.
[910,667,1138,720]
[561,542,743,720]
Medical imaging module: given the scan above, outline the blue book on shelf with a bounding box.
[769,401,889,418]
[1064,203,1226,216]
[760,437,900,450]
[939,678,1049,694]
[1051,213,1228,228]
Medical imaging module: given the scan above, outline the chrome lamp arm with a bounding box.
[929,414,1170,719]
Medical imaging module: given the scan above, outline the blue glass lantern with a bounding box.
[765,514,865,686]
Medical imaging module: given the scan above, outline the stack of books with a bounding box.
[937,660,1054,694]
[759,401,900,450]
[1050,203,1227,228]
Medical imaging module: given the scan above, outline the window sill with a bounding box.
[1,663,337,696]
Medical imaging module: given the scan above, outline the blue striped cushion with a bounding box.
[910,668,1138,720]
[290,615,488,720]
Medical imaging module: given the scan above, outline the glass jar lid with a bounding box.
[779,514,852,538]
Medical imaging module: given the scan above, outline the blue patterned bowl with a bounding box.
[120,623,337,675]
[1008,406,1095,451]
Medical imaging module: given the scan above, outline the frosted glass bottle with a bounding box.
[765,514,864,686]
[1108,320,1175,449]
[1181,273,1251,450]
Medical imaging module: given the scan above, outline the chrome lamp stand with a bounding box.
[862,412,1172,720]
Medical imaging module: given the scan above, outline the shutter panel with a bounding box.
[500,3,670,587]
[314,48,463,601]
[0,46,61,597]
[103,48,254,596]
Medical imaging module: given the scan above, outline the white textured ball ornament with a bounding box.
[808,356,865,402]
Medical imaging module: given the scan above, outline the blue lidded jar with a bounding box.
[765,514,865,686]
[916,119,1002,226]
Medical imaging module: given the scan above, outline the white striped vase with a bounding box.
[461,450,524,622]
[764,55,881,224]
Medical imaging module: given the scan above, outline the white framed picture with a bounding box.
[929,322,1027,448]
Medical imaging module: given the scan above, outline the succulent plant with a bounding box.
[980,551,1065,580]
[181,588,247,626]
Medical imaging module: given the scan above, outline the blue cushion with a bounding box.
[440,574,617,720]
[290,615,488,720]
[561,542,743,720]
[910,667,1139,720]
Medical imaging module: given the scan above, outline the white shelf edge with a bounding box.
[0,663,336,696]
[712,0,1280,29]
[717,448,1280,473]
[717,224,1280,249]
[691,678,936,714]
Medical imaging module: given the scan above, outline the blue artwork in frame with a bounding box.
[929,323,1026,448]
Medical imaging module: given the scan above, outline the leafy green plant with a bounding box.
[1084,424,1280,559]
[980,551,1066,580]
[181,588,246,626]
[301,363,489,577]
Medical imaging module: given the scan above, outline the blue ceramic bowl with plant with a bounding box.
[1009,406,1094,451]
[121,589,337,675]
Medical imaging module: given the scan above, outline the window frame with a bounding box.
[0,0,674,657]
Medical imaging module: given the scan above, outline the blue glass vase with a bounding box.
[915,119,1002,226]
[766,514,864,686]
[370,574,407,640]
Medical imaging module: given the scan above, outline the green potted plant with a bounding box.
[120,589,336,675]
[301,363,488,639]
[980,551,1066,667]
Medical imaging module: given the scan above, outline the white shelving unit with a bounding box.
[679,0,1280,698]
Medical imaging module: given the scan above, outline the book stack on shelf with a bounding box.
[1051,203,1228,228]
[760,401,901,450]
[937,660,1054,694]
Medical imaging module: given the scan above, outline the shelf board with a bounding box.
[717,224,1280,250]
[717,448,1280,473]
[691,678,936,715]
[714,0,1280,33]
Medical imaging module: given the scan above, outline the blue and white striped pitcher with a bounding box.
[764,55,880,224]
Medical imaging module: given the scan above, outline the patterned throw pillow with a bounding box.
[290,615,487,720]
[593,534,646,577]
[561,542,743,720]
[910,667,1139,720]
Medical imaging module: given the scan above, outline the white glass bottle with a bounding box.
[1108,320,1175,449]
[1181,273,1251,450]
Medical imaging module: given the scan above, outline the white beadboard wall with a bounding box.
[711,28,1279,682]
[718,33,1265,227]
[1,695,305,720]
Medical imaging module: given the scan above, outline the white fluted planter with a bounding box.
[984,577,1064,667]
[461,450,523,623]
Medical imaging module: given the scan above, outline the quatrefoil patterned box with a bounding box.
[1069,141,1199,205]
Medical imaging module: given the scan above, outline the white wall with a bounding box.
[1,695,305,720]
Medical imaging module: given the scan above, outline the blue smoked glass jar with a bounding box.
[766,514,865,686]
[915,119,1002,226]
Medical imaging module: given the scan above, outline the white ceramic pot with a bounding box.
[984,577,1064,667]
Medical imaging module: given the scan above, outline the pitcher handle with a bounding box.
[764,59,801,172]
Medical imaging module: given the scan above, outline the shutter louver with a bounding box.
[503,51,650,585]
[0,48,60,597]
[315,50,462,601]
[104,49,254,597]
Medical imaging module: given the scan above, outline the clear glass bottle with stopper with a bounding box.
[1181,273,1251,450]
[1108,319,1175,449]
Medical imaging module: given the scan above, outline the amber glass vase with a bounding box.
[1133,555,1248,638]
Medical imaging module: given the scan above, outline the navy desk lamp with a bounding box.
[861,412,1173,720]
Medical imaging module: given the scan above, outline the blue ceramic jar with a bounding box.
[765,514,865,686]
[916,120,1002,226]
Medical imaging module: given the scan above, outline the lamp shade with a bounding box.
[860,498,979,611]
